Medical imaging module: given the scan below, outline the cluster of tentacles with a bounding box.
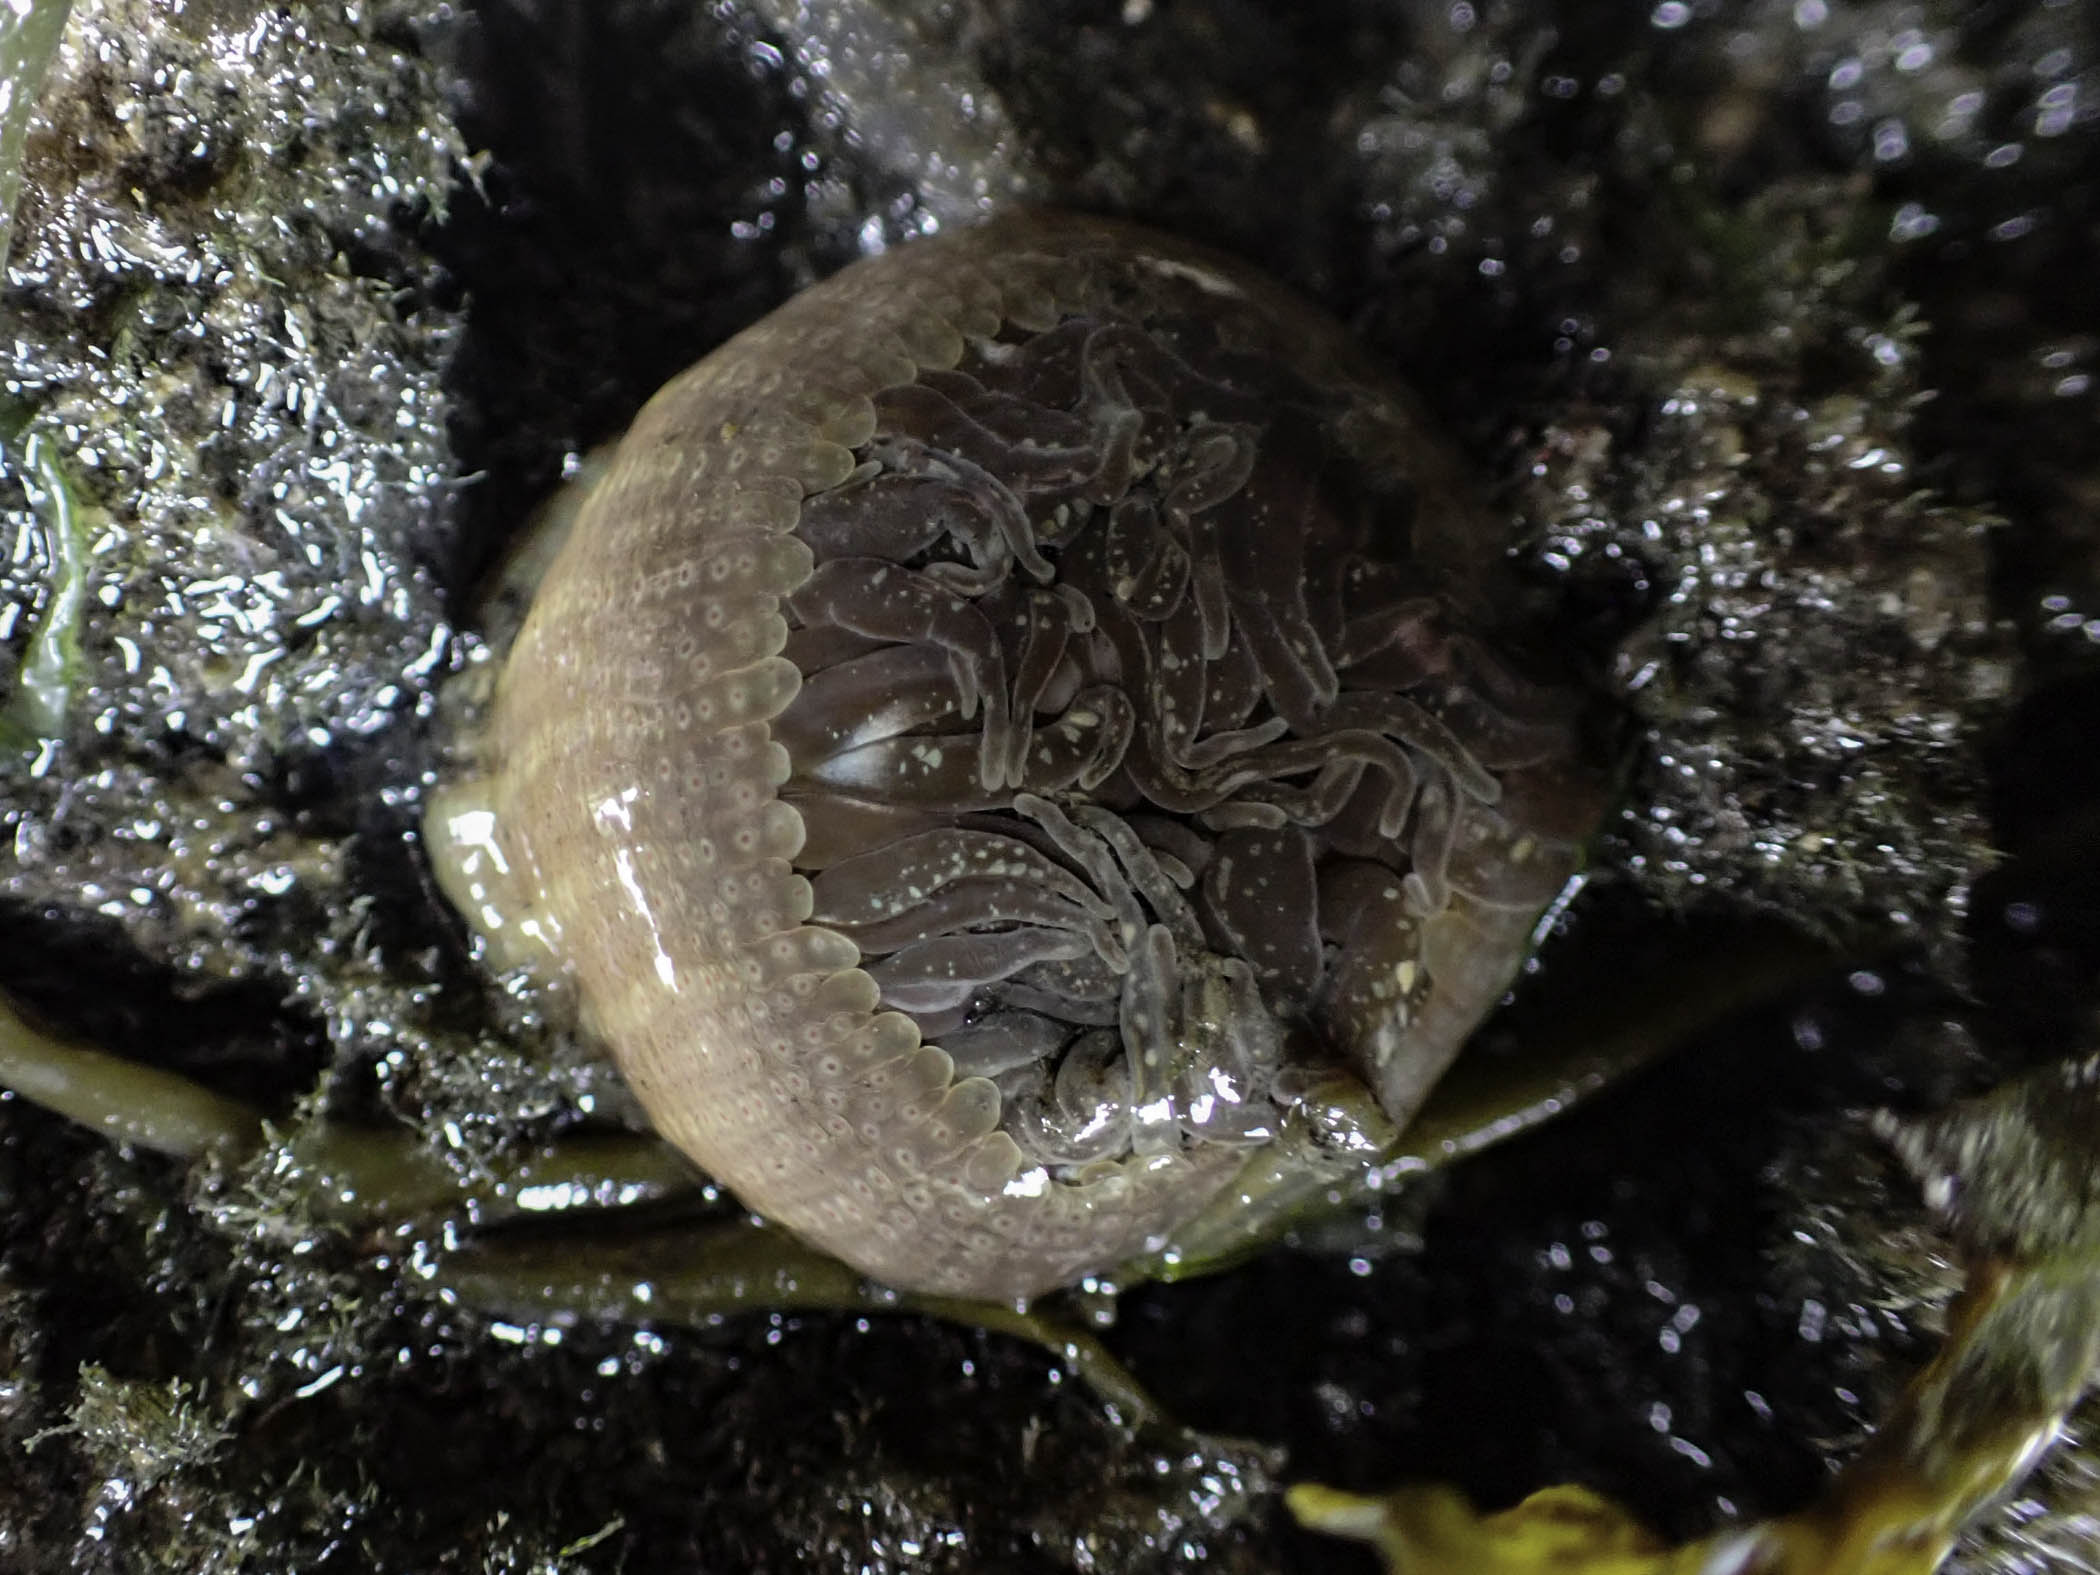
[773,308,1585,1173]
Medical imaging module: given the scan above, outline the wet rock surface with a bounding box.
[0,0,2095,1570]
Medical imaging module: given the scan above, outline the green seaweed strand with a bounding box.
[4,431,93,747]
[0,991,263,1159]
[0,0,71,272]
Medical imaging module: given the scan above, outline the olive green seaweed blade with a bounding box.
[0,433,96,751]
[0,0,72,272]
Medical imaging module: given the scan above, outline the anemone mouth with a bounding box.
[772,287,1603,1173]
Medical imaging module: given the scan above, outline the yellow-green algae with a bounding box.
[1290,1060,2100,1575]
